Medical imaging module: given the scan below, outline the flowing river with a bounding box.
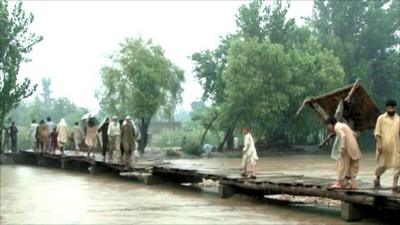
[0,153,395,224]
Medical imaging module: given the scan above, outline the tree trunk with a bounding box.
[217,128,234,152]
[138,117,151,154]
[226,128,234,151]
[0,110,5,153]
[0,128,3,153]
[200,113,219,146]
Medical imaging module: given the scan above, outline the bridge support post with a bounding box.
[341,201,364,221]
[88,164,108,175]
[144,175,165,185]
[219,184,236,198]
[37,157,47,167]
[1,154,15,164]
[61,160,75,170]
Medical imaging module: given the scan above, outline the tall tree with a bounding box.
[41,77,52,108]
[98,38,185,153]
[221,37,344,143]
[191,34,236,150]
[308,0,400,106]
[0,0,42,152]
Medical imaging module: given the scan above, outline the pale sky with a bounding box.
[16,0,314,112]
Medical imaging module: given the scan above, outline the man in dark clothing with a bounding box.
[10,122,18,152]
[2,127,11,152]
[98,117,110,160]
[119,119,125,157]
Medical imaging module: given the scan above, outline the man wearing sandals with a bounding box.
[373,100,400,191]
[326,118,362,189]
[241,127,258,178]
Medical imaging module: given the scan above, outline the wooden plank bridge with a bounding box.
[1,149,399,222]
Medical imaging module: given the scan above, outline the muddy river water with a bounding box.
[0,153,395,224]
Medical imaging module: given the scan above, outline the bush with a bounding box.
[149,120,222,156]
[150,128,220,148]
[166,149,181,157]
[183,139,202,156]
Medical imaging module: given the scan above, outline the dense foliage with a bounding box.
[0,0,42,152]
[98,38,185,152]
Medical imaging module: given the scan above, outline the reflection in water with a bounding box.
[0,153,393,224]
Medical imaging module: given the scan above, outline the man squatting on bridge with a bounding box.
[241,127,259,178]
[326,117,362,189]
[374,100,400,191]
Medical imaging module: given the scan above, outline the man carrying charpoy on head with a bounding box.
[326,117,362,189]
[374,100,400,191]
[241,127,259,178]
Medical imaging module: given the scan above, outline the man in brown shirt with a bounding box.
[121,116,137,165]
[327,117,362,189]
[38,120,49,153]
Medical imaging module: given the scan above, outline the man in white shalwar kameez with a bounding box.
[72,122,84,154]
[241,128,259,178]
[57,118,69,154]
[31,120,39,151]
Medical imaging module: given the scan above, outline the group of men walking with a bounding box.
[326,99,399,191]
[30,117,77,154]
[27,115,139,165]
[96,116,139,164]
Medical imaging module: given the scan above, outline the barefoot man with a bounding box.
[374,100,400,191]
[241,127,258,178]
[326,117,362,189]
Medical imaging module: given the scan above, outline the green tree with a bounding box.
[41,77,52,108]
[190,104,220,146]
[98,38,185,153]
[221,36,344,144]
[191,34,238,150]
[0,0,42,152]
[236,0,296,45]
[308,0,400,106]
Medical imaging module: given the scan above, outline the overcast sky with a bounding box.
[16,0,314,112]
